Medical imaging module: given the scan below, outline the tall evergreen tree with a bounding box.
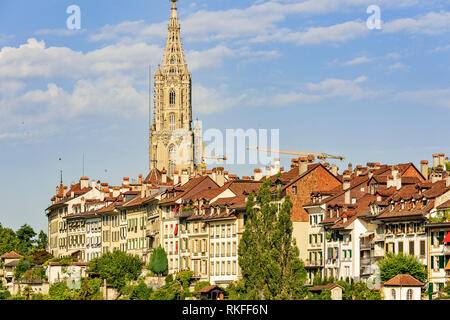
[148,245,168,275]
[238,179,307,300]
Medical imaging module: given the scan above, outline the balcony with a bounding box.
[360,243,373,251]
[374,234,385,242]
[360,257,372,265]
[305,259,323,267]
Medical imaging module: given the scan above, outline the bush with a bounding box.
[176,271,193,293]
[78,277,102,300]
[0,290,11,300]
[10,295,26,300]
[49,282,77,300]
[31,293,48,300]
[151,279,184,300]
[130,281,153,300]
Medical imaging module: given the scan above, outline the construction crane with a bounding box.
[200,142,227,169]
[246,146,345,162]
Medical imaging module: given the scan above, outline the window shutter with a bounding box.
[431,233,434,245]
[431,256,434,269]
[439,256,444,269]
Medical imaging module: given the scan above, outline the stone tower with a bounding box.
[150,0,195,177]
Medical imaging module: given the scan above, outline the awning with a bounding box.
[443,232,450,243]
[445,259,450,271]
[359,232,374,238]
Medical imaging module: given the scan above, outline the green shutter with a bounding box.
[439,231,445,244]
[349,250,352,258]
[431,232,435,245]
[431,256,434,269]
[344,250,347,258]
[309,235,312,244]
[439,256,444,269]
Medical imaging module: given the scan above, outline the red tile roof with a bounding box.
[383,274,424,287]
[0,251,23,259]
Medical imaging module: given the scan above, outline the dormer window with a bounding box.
[292,186,297,195]
[401,202,405,210]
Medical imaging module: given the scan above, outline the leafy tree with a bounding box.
[0,226,18,255]
[23,286,33,300]
[378,253,427,283]
[148,246,168,275]
[150,279,184,300]
[130,281,153,300]
[36,231,48,250]
[15,224,37,255]
[48,282,77,300]
[88,250,144,299]
[31,249,53,266]
[78,277,102,300]
[14,258,32,280]
[347,282,381,300]
[176,270,193,293]
[226,281,248,300]
[238,179,307,300]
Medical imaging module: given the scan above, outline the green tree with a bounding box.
[148,246,168,275]
[78,277,102,300]
[150,279,184,300]
[23,286,33,300]
[14,258,32,280]
[49,282,77,300]
[238,179,307,300]
[0,226,18,255]
[15,224,37,254]
[130,281,153,300]
[36,231,48,250]
[378,253,427,283]
[88,250,144,299]
[176,270,193,294]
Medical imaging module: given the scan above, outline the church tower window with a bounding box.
[169,113,176,130]
[170,90,176,105]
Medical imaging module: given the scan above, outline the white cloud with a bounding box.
[192,84,247,114]
[388,62,407,70]
[395,88,450,109]
[384,11,450,35]
[343,56,373,66]
[35,29,87,37]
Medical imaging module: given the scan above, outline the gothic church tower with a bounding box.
[150,0,197,176]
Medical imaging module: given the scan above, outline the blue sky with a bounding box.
[0,0,449,232]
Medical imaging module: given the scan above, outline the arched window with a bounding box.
[391,289,396,300]
[169,113,175,130]
[170,90,176,105]
[407,289,413,300]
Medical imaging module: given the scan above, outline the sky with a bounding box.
[0,0,449,232]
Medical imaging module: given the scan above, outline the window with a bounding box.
[407,289,412,300]
[420,240,426,256]
[170,90,176,105]
[169,113,176,130]
[392,289,396,300]
[398,241,403,254]
[292,186,297,195]
[409,241,415,255]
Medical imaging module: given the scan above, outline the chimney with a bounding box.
[254,168,263,181]
[348,163,353,175]
[342,212,348,223]
[433,154,439,168]
[355,165,363,176]
[343,175,351,205]
[420,160,429,180]
[123,177,130,186]
[90,180,97,189]
[265,166,271,179]
[273,158,281,175]
[224,171,229,181]
[161,169,167,183]
[112,187,120,197]
[80,176,89,189]
[215,167,225,187]
[299,157,308,175]
[307,155,315,164]
[173,171,180,185]
[330,164,339,176]
[439,153,445,167]
[446,176,450,188]
[291,158,299,169]
[138,174,142,185]
[181,169,189,185]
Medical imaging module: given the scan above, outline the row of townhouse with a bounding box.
[46,154,449,291]
[302,155,450,298]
